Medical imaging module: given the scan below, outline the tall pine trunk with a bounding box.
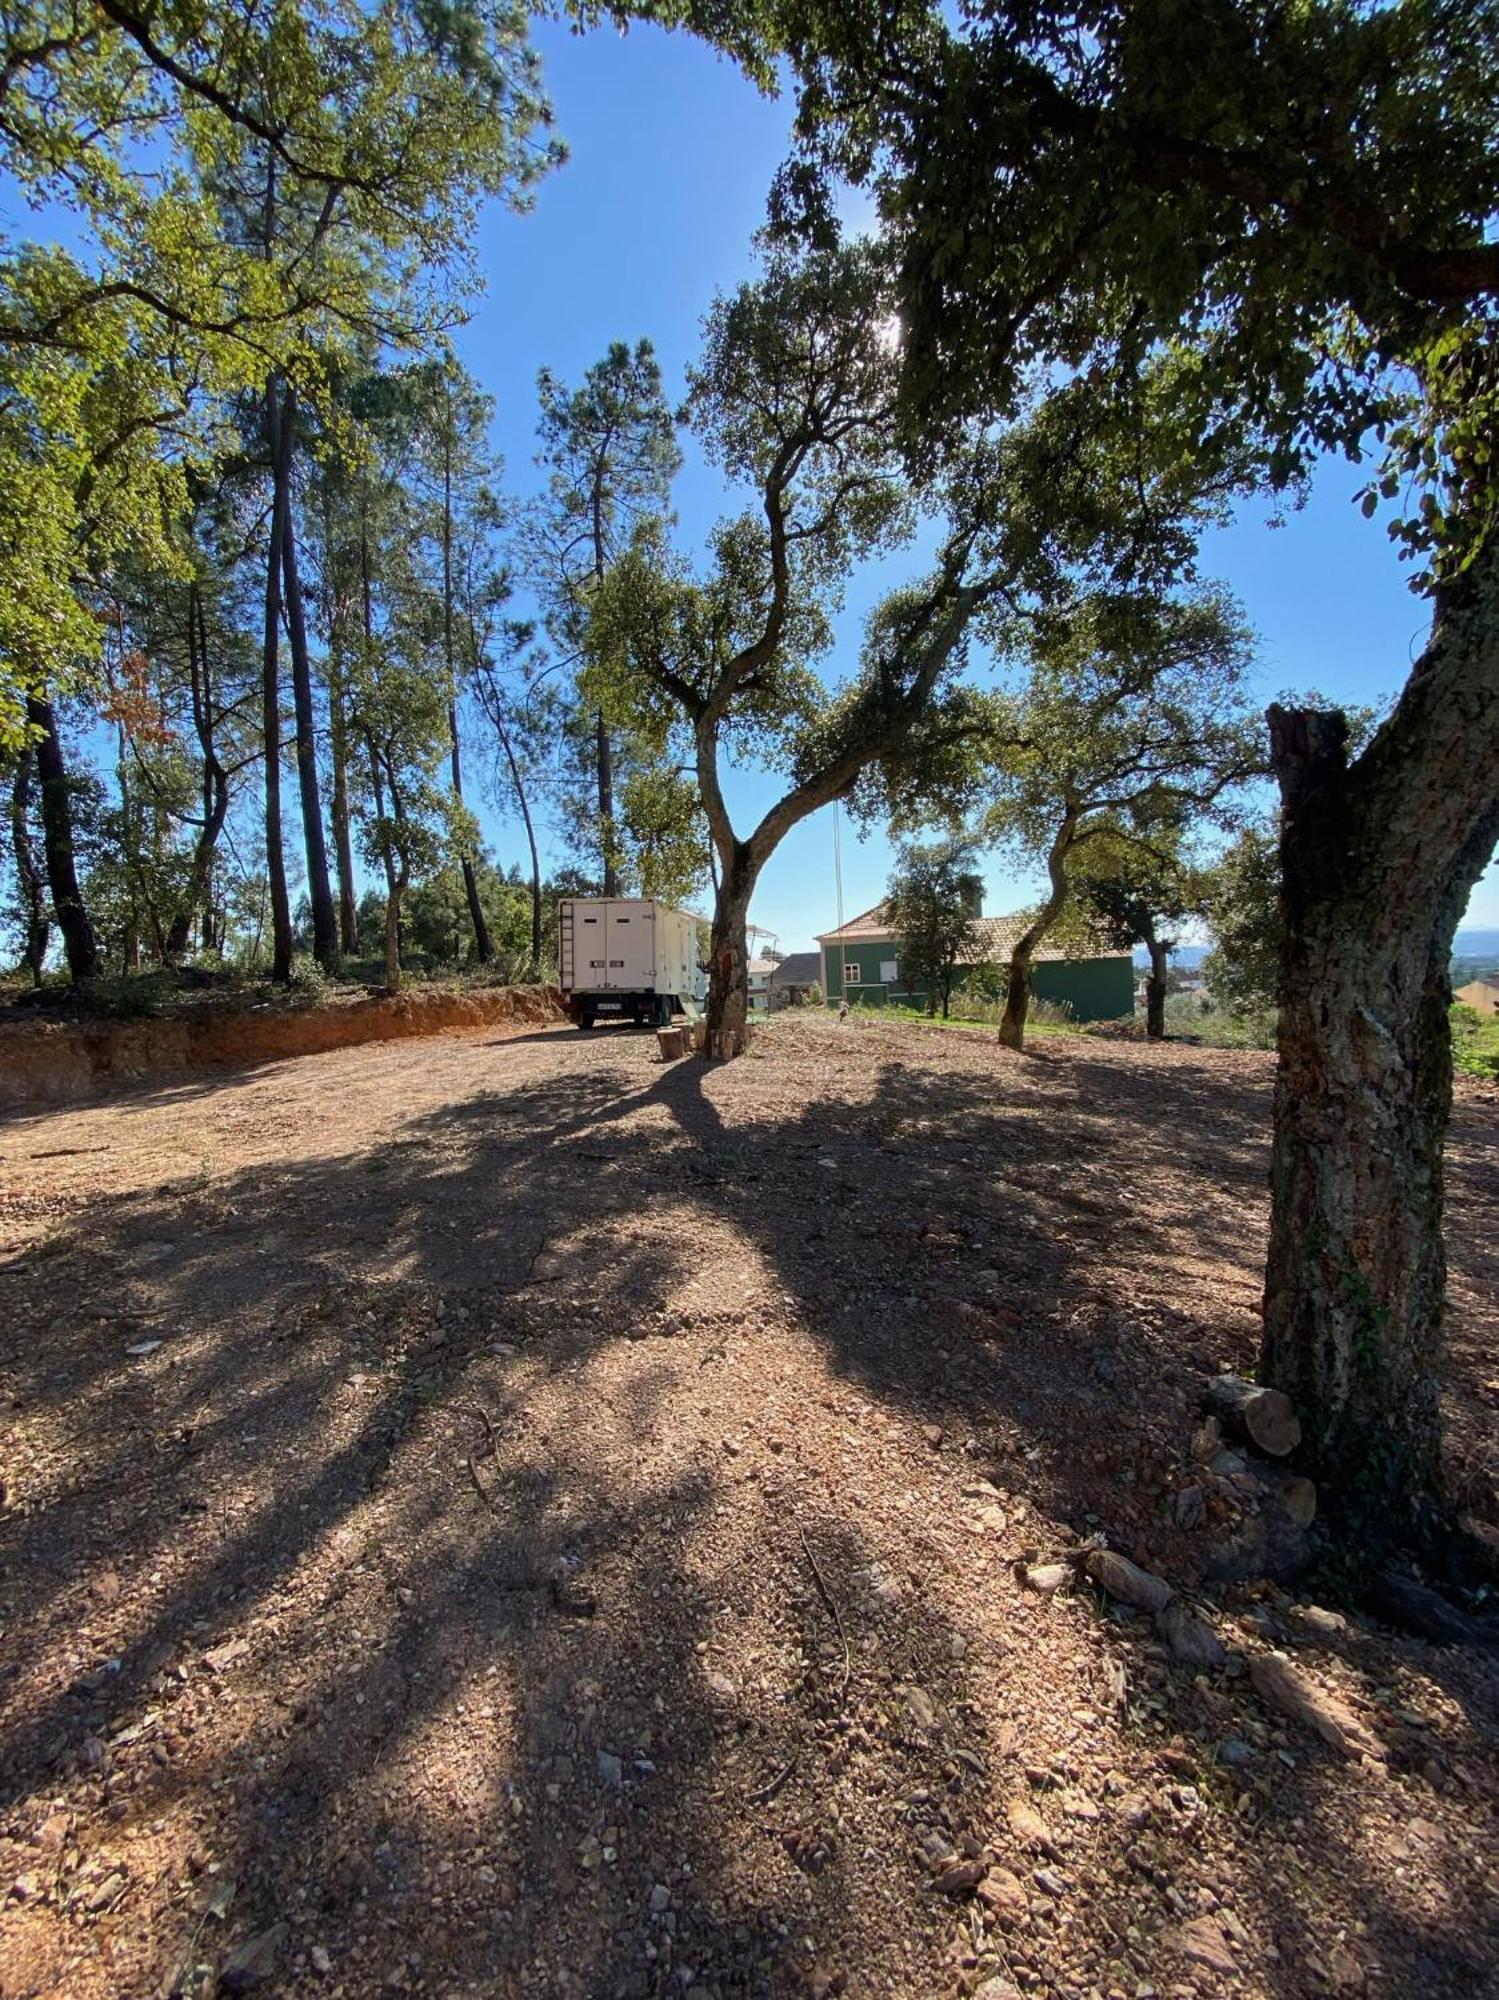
[277,387,338,974]
[597,708,619,897]
[440,414,491,963]
[262,379,295,984]
[329,675,359,955]
[27,694,99,982]
[9,749,49,983]
[1260,530,1499,1534]
[321,486,359,956]
[1145,935,1168,1039]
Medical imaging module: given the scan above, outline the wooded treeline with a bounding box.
[3,0,1498,1554]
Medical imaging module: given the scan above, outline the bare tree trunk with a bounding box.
[168,580,229,962]
[998,814,1076,1050]
[277,387,339,975]
[262,379,295,984]
[27,693,99,982]
[1145,933,1169,1039]
[384,874,403,992]
[449,697,492,964]
[597,707,619,897]
[9,750,49,983]
[440,413,492,964]
[329,674,359,955]
[320,485,359,957]
[706,852,756,1054]
[1260,530,1499,1537]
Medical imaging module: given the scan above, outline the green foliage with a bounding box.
[1201,820,1283,1017]
[679,0,1499,582]
[886,837,983,1017]
[1451,1002,1499,1080]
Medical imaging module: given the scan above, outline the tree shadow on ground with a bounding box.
[1,1017,1495,2000]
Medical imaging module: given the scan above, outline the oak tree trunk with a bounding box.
[1260,530,1499,1534]
[1146,937,1169,1039]
[998,814,1075,1050]
[706,860,754,1054]
[998,945,1033,1049]
[27,694,99,982]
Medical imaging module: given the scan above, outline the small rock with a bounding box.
[923,1424,944,1449]
[1166,1914,1236,1978]
[1172,1486,1207,1531]
[86,1871,126,1912]
[1299,1604,1348,1639]
[649,1883,671,1913]
[972,1983,1023,2000]
[1032,1866,1067,1898]
[1024,1563,1071,1596]
[1005,1796,1056,1854]
[596,1751,623,1787]
[976,1867,1028,1925]
[220,1923,288,1992]
[971,1503,1009,1534]
[10,1873,39,1903]
[903,1685,940,1733]
[1218,1738,1254,1768]
[310,1945,333,1977]
[932,1857,988,1895]
[1156,1601,1227,1671]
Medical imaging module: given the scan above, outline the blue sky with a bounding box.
[11,16,1492,950]
[458,17,1498,948]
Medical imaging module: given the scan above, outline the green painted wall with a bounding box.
[820,936,1134,1022]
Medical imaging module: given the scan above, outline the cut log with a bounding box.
[1085,1548,1174,1612]
[655,1026,686,1061]
[1202,1375,1302,1457]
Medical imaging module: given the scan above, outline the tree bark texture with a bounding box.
[262,380,295,984]
[276,387,339,974]
[998,815,1075,1050]
[706,859,755,1055]
[1260,529,1499,1530]
[597,707,619,897]
[1145,935,1169,1040]
[27,694,99,981]
[9,750,49,983]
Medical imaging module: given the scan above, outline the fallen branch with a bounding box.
[746,1754,799,1806]
[799,1523,851,1699]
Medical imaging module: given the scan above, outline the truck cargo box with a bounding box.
[558,899,706,1028]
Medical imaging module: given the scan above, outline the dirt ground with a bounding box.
[1,1013,1496,2000]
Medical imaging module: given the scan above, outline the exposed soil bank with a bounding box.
[0,983,564,1110]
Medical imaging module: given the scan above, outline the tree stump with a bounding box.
[656,1026,686,1061]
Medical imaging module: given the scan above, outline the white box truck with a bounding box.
[558,898,708,1029]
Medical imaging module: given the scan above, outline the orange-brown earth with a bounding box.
[0,1013,1496,2000]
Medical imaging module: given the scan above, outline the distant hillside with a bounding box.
[1134,929,1499,974]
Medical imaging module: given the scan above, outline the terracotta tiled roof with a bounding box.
[815,901,1128,963]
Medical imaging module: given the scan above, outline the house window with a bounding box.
[879,959,898,985]
[843,962,861,983]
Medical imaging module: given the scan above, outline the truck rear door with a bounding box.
[604,900,657,989]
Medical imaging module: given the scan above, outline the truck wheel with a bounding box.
[578,1002,595,1031]
[655,994,675,1028]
